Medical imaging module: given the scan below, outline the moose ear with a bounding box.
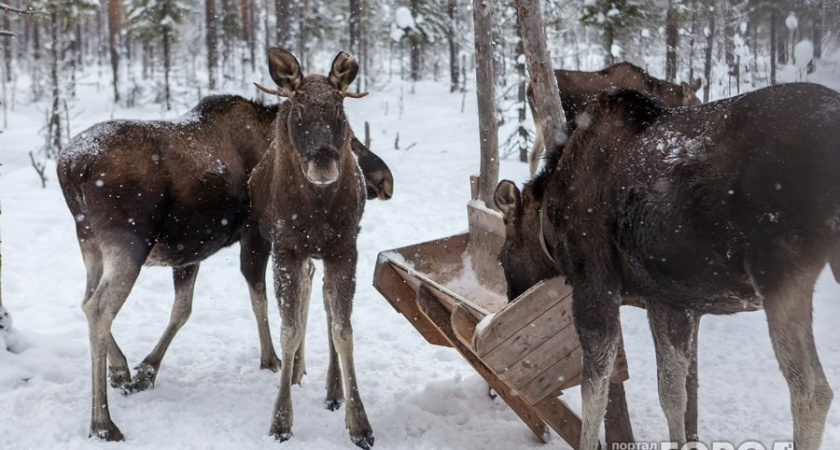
[268,48,303,93]
[329,51,359,92]
[689,78,702,92]
[494,180,521,221]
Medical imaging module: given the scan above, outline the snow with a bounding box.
[1,65,840,450]
[785,12,798,31]
[394,7,415,30]
[794,40,815,70]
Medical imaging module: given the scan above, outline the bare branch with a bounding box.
[0,30,13,37]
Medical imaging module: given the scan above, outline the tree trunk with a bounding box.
[703,3,715,102]
[275,0,292,49]
[473,0,498,208]
[604,23,615,66]
[163,28,172,111]
[813,0,823,60]
[515,33,527,163]
[349,0,361,57]
[263,0,269,55]
[221,0,232,77]
[3,5,11,83]
[447,0,459,93]
[410,0,422,82]
[207,0,218,90]
[665,1,679,82]
[49,10,62,156]
[247,0,256,71]
[107,0,121,102]
[514,0,565,157]
[688,10,697,82]
[770,6,776,85]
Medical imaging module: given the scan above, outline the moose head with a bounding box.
[256,48,368,186]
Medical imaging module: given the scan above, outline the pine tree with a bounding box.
[580,0,652,66]
[128,0,190,110]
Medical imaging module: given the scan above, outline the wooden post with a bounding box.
[473,0,499,209]
[513,0,566,156]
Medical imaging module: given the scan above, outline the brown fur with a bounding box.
[57,93,390,441]
[498,83,840,449]
[247,48,374,448]
[528,62,702,175]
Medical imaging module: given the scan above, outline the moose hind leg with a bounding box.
[323,254,373,449]
[127,264,200,393]
[764,272,833,450]
[647,302,696,445]
[83,243,146,441]
[78,238,131,388]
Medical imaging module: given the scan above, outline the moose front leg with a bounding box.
[574,286,621,450]
[323,251,374,449]
[269,254,310,442]
[240,227,281,372]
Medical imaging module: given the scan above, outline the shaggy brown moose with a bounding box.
[248,49,374,448]
[528,62,702,174]
[496,83,839,450]
[57,93,391,441]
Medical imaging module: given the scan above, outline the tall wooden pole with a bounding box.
[473,0,498,208]
[513,0,565,161]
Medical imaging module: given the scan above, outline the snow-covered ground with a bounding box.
[1,59,839,450]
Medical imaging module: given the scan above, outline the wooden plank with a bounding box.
[468,224,506,256]
[520,346,583,405]
[533,396,582,450]
[450,304,480,352]
[502,324,581,393]
[372,261,451,347]
[481,294,575,372]
[465,242,507,298]
[605,382,635,446]
[519,341,630,406]
[474,277,571,356]
[467,202,506,237]
[415,283,551,444]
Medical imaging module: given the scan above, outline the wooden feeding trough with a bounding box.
[373,177,634,449]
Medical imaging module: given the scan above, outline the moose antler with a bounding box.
[341,91,369,99]
[253,82,294,98]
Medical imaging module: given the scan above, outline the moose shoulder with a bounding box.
[497,83,840,449]
[528,62,702,174]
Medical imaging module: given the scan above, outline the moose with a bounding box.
[528,62,702,175]
[495,82,839,449]
[57,91,390,440]
[247,49,374,447]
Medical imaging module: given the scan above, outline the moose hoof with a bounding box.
[108,369,132,389]
[261,357,281,373]
[90,421,125,442]
[122,364,157,394]
[271,432,292,443]
[325,399,343,411]
[351,434,375,449]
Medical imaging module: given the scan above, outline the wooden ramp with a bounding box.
[373,179,634,448]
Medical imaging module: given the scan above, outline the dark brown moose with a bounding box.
[528,62,702,174]
[247,48,374,448]
[496,83,839,450]
[57,92,390,441]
